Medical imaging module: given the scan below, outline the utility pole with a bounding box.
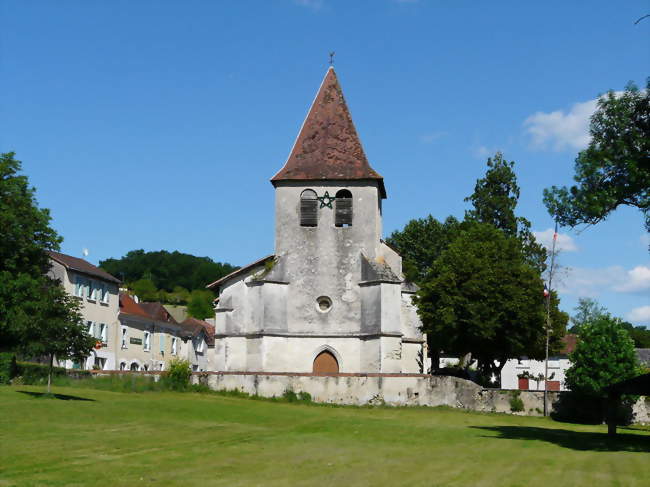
[543,220,558,416]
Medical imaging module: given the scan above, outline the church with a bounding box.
[208,67,427,374]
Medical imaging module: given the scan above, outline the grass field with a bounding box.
[1,385,648,487]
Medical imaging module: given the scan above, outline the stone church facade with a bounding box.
[208,68,426,374]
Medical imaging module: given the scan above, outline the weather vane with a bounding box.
[329,51,335,66]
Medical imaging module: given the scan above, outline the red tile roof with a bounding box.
[271,67,386,198]
[561,334,578,355]
[181,317,215,347]
[47,250,120,284]
[139,302,178,325]
[119,292,151,319]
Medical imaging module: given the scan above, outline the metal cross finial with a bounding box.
[329,51,335,66]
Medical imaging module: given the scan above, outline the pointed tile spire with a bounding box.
[271,67,386,198]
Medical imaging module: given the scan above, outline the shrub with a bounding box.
[0,353,18,384]
[550,391,636,425]
[282,389,312,403]
[161,359,192,391]
[16,361,66,385]
[509,391,524,412]
[283,389,298,402]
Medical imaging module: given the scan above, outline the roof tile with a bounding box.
[271,67,386,198]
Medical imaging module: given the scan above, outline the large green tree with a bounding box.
[385,216,462,283]
[466,152,547,271]
[22,285,95,392]
[544,79,650,233]
[0,152,94,385]
[415,223,555,381]
[0,152,63,349]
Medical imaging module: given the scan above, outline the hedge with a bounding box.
[0,356,91,385]
[0,353,18,384]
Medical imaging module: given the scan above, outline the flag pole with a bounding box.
[543,220,559,417]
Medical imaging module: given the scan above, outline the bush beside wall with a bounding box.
[0,353,18,384]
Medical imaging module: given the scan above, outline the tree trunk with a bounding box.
[47,353,53,394]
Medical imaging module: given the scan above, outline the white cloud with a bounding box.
[533,228,578,253]
[556,266,622,297]
[419,131,447,144]
[293,0,323,9]
[557,264,650,296]
[472,145,496,158]
[626,305,650,324]
[613,265,650,293]
[524,98,597,151]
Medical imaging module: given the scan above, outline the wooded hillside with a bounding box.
[99,249,237,292]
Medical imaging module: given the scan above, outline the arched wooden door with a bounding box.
[313,350,339,374]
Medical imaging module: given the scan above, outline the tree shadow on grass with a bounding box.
[17,390,96,402]
[472,426,650,453]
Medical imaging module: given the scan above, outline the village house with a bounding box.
[47,250,121,370]
[117,294,185,371]
[179,317,215,372]
[208,67,428,374]
[500,334,577,391]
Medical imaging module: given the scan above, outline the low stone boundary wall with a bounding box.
[191,371,559,416]
[88,370,649,422]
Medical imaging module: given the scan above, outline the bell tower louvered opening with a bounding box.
[335,189,352,227]
[300,189,318,227]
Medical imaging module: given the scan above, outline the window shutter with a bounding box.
[300,198,318,227]
[335,198,352,226]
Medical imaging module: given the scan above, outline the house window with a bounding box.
[195,338,204,354]
[121,327,128,348]
[300,189,318,227]
[160,334,166,356]
[171,337,177,355]
[74,277,84,297]
[100,323,108,343]
[86,280,95,300]
[87,320,94,336]
[130,362,139,371]
[143,331,151,351]
[334,189,352,227]
[101,284,110,304]
[119,361,126,371]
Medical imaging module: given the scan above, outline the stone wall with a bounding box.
[193,372,555,415]
[192,371,650,423]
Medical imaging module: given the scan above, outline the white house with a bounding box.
[47,251,121,370]
[208,67,427,374]
[500,335,577,391]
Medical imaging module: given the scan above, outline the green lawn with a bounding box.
[0,386,648,487]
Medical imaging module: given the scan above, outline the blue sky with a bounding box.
[1,0,648,325]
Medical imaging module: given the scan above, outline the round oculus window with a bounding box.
[316,296,332,313]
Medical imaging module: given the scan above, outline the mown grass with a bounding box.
[0,385,648,487]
